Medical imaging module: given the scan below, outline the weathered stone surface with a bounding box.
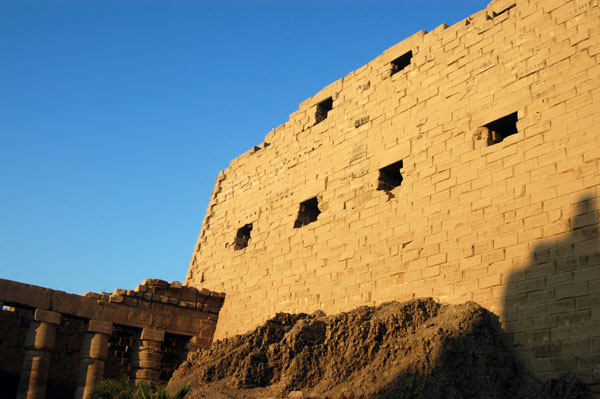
[108,294,124,303]
[140,328,165,342]
[134,285,146,293]
[99,302,128,324]
[0,279,52,310]
[33,309,61,325]
[53,291,102,319]
[0,279,223,398]
[88,320,113,335]
[16,349,52,399]
[1,278,223,397]
[142,279,168,289]
[75,358,105,399]
[131,369,160,380]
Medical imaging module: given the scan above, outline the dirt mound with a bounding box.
[169,299,591,399]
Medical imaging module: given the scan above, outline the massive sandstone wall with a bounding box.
[186,0,600,385]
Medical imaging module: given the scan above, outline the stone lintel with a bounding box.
[34,309,61,325]
[0,278,52,310]
[0,278,219,337]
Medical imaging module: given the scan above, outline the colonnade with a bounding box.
[12,308,169,399]
[0,278,223,399]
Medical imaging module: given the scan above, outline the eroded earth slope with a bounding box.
[169,299,591,399]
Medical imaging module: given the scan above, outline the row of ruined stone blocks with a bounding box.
[82,278,225,314]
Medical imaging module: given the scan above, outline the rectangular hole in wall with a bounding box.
[390,51,413,76]
[105,324,139,380]
[315,97,333,124]
[160,333,190,381]
[294,197,321,228]
[234,223,252,250]
[484,111,518,146]
[377,160,404,191]
[493,3,516,17]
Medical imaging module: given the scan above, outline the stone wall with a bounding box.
[0,307,33,398]
[160,333,190,381]
[186,0,600,390]
[0,278,224,399]
[47,316,87,399]
[104,324,139,381]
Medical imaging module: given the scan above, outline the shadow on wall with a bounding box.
[375,196,600,398]
[375,307,590,399]
[374,306,528,399]
[503,195,600,386]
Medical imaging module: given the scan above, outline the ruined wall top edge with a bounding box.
[220,0,515,173]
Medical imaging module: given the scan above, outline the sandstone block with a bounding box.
[0,279,52,309]
[100,303,128,324]
[131,369,160,380]
[180,287,198,302]
[142,279,168,289]
[140,328,165,342]
[88,319,113,335]
[109,294,124,303]
[134,285,147,293]
[169,281,183,289]
[34,309,61,325]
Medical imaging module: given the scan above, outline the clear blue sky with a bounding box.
[0,0,489,295]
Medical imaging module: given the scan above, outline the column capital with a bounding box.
[34,309,61,325]
[88,320,113,335]
[140,328,164,342]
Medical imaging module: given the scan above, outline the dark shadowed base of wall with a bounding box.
[0,307,32,398]
[504,195,600,391]
[47,316,88,399]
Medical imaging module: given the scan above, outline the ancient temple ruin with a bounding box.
[1,0,600,397]
[0,279,223,398]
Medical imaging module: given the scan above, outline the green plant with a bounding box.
[154,383,190,399]
[132,382,152,399]
[90,378,191,399]
[90,377,134,399]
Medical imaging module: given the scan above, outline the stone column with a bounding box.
[131,328,164,383]
[74,320,113,399]
[16,309,61,399]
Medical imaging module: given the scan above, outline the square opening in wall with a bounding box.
[390,51,413,76]
[484,111,518,146]
[234,223,252,250]
[315,97,333,124]
[378,160,403,191]
[294,197,321,228]
[492,3,516,18]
